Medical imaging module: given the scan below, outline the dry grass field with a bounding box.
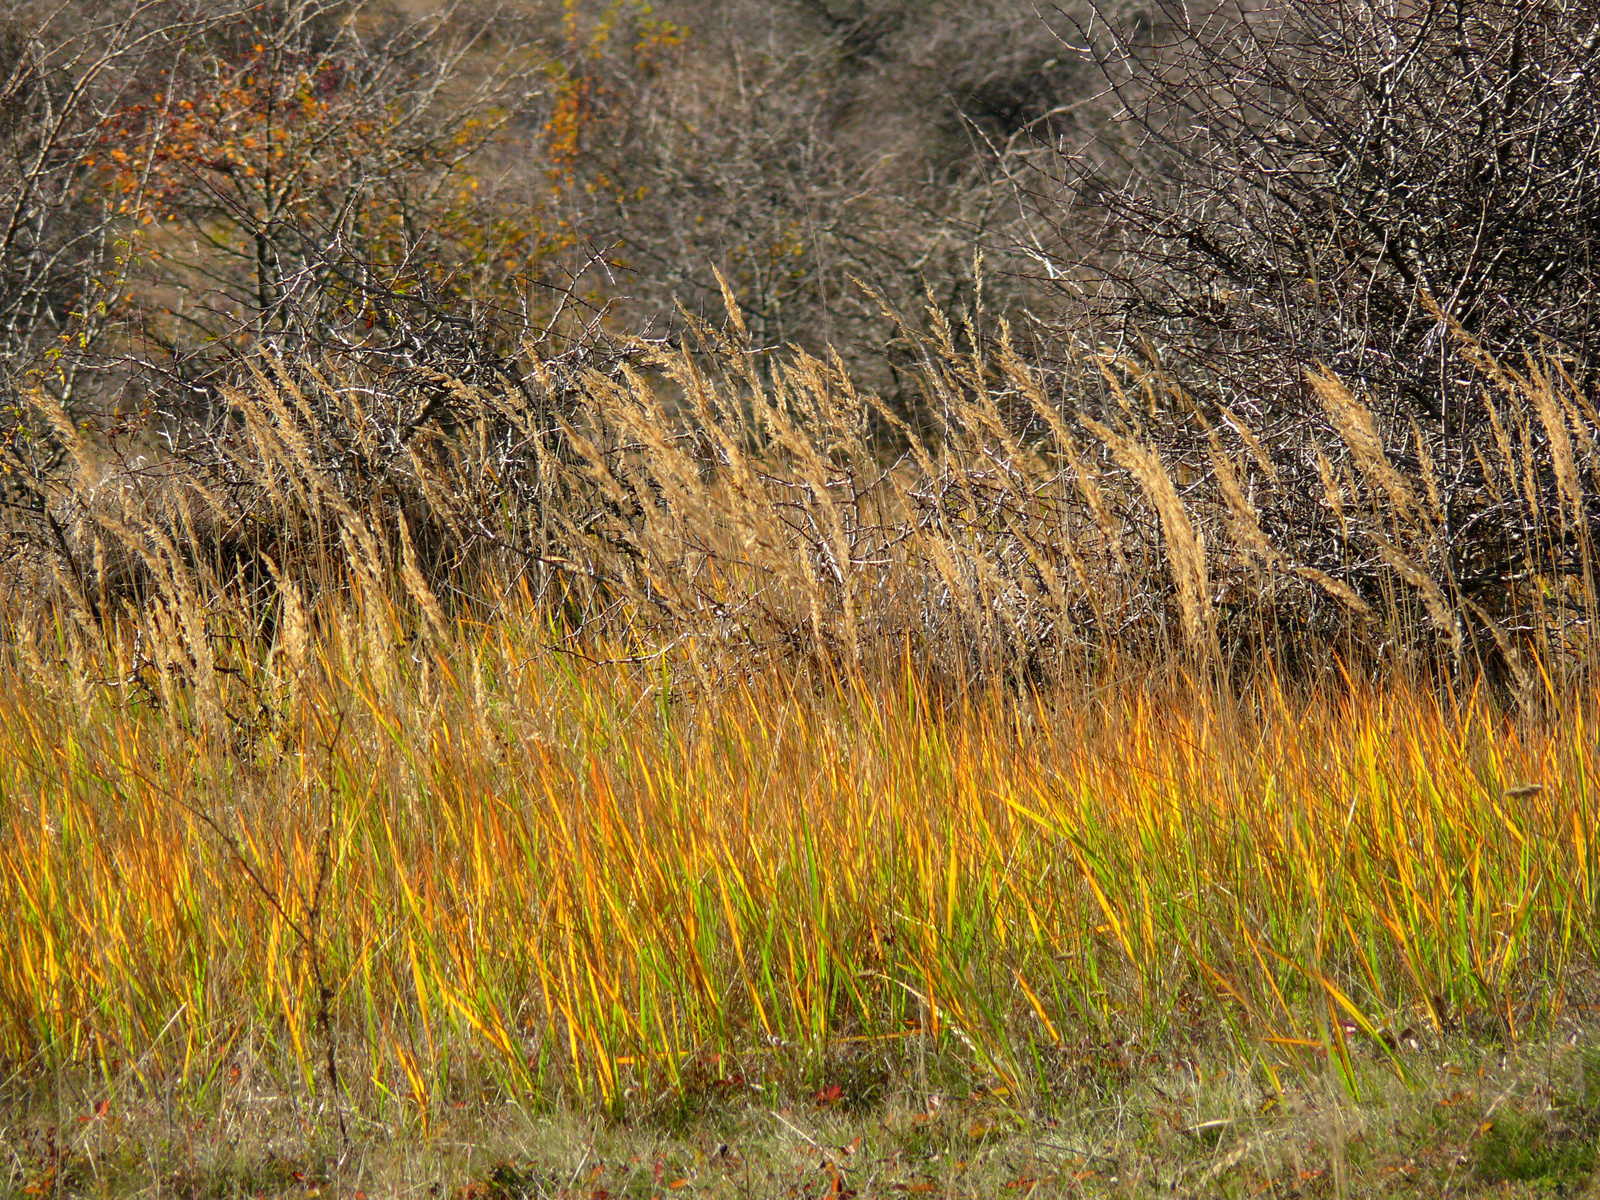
[6,1,1600,1195]
[4,321,1600,1196]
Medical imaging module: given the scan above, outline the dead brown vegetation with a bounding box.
[1,0,1599,703]
[5,285,1596,722]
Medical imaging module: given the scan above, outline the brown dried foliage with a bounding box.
[4,284,1596,718]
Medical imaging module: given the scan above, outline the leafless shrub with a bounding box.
[0,0,623,580]
[0,1,215,420]
[1045,0,1600,412]
[539,0,1102,403]
[988,0,1600,687]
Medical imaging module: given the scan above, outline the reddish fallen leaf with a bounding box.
[814,1083,843,1106]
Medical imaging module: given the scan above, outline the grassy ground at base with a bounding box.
[6,1023,1600,1197]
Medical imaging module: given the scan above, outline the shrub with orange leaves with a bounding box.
[87,4,562,354]
[543,0,685,185]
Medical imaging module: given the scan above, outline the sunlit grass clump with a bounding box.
[2,599,1594,1128]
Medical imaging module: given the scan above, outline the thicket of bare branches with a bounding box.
[0,0,608,555]
[993,0,1600,682]
[1029,0,1600,405]
[4,0,1600,702]
[530,0,1100,402]
[1,0,1077,456]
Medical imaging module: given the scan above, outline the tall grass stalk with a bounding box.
[2,604,1594,1120]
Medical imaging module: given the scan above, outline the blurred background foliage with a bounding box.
[0,0,1105,419]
